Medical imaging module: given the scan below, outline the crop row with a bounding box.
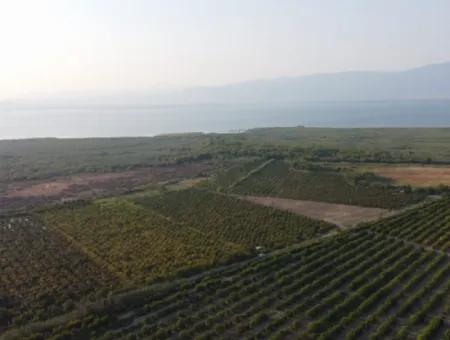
[231,160,426,209]
[18,228,449,339]
[371,197,450,252]
[0,216,118,329]
[137,188,335,249]
[40,199,247,285]
[41,191,332,287]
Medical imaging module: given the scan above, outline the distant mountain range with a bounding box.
[166,62,450,104]
[4,62,450,107]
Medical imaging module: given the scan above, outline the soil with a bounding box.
[0,162,213,213]
[241,196,389,228]
[365,165,450,187]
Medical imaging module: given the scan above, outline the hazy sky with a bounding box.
[1,0,449,100]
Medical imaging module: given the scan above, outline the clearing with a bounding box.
[241,195,389,228]
[364,165,450,187]
[0,162,213,213]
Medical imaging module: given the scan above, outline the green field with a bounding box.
[1,127,449,186]
[0,216,118,329]
[0,134,210,184]
[24,189,333,311]
[369,198,450,252]
[40,199,247,285]
[7,199,450,340]
[0,190,333,329]
[138,189,334,248]
[1,129,450,339]
[231,160,426,209]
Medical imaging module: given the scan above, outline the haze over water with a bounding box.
[1,100,449,139]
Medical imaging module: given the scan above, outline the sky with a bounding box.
[0,0,450,100]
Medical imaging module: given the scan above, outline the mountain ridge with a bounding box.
[3,62,450,107]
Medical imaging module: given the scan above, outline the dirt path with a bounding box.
[228,158,274,190]
[240,195,389,228]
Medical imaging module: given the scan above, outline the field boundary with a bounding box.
[35,215,128,282]
[0,232,337,340]
[238,195,390,229]
[228,158,274,190]
[4,227,446,340]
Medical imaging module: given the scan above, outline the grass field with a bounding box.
[8,198,449,340]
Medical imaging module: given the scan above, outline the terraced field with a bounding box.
[232,160,426,209]
[8,224,449,340]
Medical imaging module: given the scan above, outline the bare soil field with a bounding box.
[241,195,389,228]
[364,165,450,187]
[0,162,213,213]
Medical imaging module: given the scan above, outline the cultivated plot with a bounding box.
[10,228,449,340]
[0,216,118,329]
[241,195,389,228]
[232,160,426,209]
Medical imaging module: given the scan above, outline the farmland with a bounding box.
[0,216,118,330]
[211,158,266,191]
[40,190,334,285]
[6,198,449,340]
[138,189,334,248]
[1,128,450,339]
[370,198,450,253]
[40,199,244,285]
[241,196,389,228]
[231,160,426,209]
[0,162,214,214]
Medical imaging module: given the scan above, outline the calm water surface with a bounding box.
[0,101,449,139]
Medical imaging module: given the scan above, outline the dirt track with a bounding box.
[242,196,389,228]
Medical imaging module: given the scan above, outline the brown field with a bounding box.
[0,162,213,213]
[366,165,450,187]
[241,195,389,228]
